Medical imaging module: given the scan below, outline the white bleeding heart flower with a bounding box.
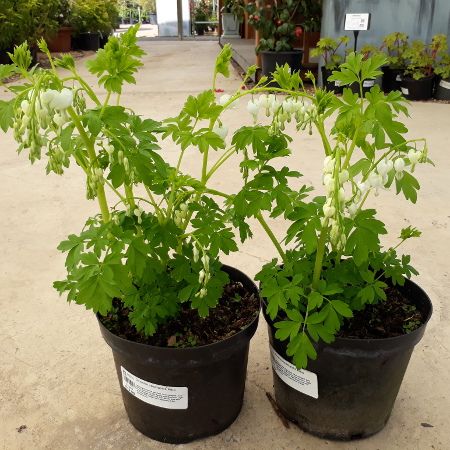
[323,173,334,193]
[368,172,383,189]
[357,181,368,193]
[377,158,393,177]
[53,112,67,128]
[408,149,421,164]
[323,156,334,174]
[259,95,270,109]
[20,99,30,113]
[282,99,294,114]
[247,99,260,117]
[192,245,199,262]
[338,187,346,202]
[394,157,405,172]
[198,269,205,283]
[41,90,57,106]
[213,124,228,140]
[50,88,73,110]
[347,202,358,217]
[219,94,231,106]
[323,204,336,218]
[339,169,349,184]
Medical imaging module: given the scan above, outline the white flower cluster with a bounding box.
[86,167,105,199]
[14,88,74,163]
[174,202,189,227]
[246,95,317,132]
[134,206,144,224]
[192,244,210,299]
[321,155,347,250]
[321,146,427,250]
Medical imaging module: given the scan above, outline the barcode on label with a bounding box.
[124,374,135,387]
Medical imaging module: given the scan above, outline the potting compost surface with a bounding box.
[100,281,259,347]
[338,286,425,339]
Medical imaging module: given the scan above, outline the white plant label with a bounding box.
[396,74,402,82]
[121,366,188,409]
[401,87,409,95]
[344,13,370,31]
[439,79,450,90]
[270,346,318,399]
[335,80,342,87]
[363,80,375,88]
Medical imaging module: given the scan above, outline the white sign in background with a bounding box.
[344,13,371,31]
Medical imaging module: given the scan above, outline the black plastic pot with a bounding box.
[382,66,404,93]
[98,265,260,444]
[349,76,382,96]
[260,50,303,83]
[321,66,342,94]
[400,76,435,101]
[263,278,432,440]
[0,47,13,65]
[434,77,450,100]
[77,32,100,51]
[99,33,112,49]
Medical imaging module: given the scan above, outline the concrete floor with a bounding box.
[1,40,450,450]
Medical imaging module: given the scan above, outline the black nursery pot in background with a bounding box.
[77,32,100,51]
[98,265,260,444]
[382,66,403,93]
[321,66,342,94]
[263,278,432,441]
[400,76,435,101]
[434,77,450,100]
[260,50,303,84]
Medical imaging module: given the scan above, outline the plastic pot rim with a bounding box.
[262,277,432,346]
[98,263,261,355]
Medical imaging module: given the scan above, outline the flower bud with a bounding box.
[247,99,259,118]
[339,169,349,184]
[394,157,405,172]
[198,269,205,283]
[323,204,335,218]
[219,94,231,105]
[212,124,228,140]
[193,245,199,262]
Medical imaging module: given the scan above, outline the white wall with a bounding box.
[156,0,191,37]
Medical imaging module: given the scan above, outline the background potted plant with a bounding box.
[193,0,212,36]
[46,0,74,53]
[0,1,20,64]
[218,53,432,439]
[298,0,322,68]
[349,43,384,95]
[433,52,450,100]
[221,0,245,38]
[99,0,120,48]
[0,34,260,443]
[71,0,114,51]
[311,35,349,93]
[401,34,447,101]
[246,0,304,79]
[380,32,409,93]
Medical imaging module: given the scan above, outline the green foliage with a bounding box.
[71,0,119,35]
[403,35,448,80]
[246,0,303,52]
[221,0,246,22]
[381,32,409,69]
[87,25,144,93]
[434,53,450,80]
[311,36,349,69]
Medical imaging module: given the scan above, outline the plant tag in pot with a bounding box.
[396,74,402,81]
[335,80,342,87]
[401,87,409,95]
[270,346,318,399]
[121,367,188,409]
[439,79,450,90]
[363,80,375,87]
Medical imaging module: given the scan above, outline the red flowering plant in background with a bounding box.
[246,0,302,52]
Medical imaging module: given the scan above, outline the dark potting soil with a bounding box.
[100,281,259,348]
[338,286,424,339]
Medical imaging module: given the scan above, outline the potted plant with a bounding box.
[221,0,245,39]
[99,0,120,48]
[298,0,322,67]
[433,52,450,100]
[0,1,19,64]
[71,0,112,51]
[401,34,447,101]
[349,44,384,96]
[246,0,304,79]
[46,0,73,53]
[380,32,409,93]
[193,0,212,36]
[311,35,349,93]
[0,32,260,443]
[221,53,432,439]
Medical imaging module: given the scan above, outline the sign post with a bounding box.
[344,13,371,52]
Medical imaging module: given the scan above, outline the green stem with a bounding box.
[205,146,237,181]
[316,119,332,156]
[124,184,136,209]
[312,226,328,289]
[145,186,165,217]
[256,212,286,262]
[67,106,110,223]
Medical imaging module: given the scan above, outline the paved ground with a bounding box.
[1,40,450,450]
